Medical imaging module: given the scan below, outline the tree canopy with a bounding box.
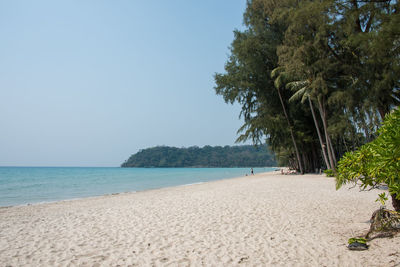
[214,0,399,172]
[121,145,276,168]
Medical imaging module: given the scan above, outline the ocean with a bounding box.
[0,167,276,207]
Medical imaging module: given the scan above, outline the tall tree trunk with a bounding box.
[391,194,400,212]
[301,152,308,173]
[277,88,304,174]
[311,143,318,172]
[317,97,336,171]
[328,135,337,166]
[378,106,387,120]
[308,96,331,170]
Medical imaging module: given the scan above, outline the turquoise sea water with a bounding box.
[0,167,275,207]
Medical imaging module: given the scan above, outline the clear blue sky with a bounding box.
[0,0,248,167]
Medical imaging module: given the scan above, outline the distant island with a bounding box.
[121,145,276,168]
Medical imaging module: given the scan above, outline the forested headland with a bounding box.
[121,145,276,168]
[214,0,399,173]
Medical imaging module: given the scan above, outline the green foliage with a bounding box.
[336,108,400,202]
[324,169,334,177]
[121,145,276,168]
[376,193,389,206]
[348,237,367,245]
[214,0,326,172]
[214,0,399,173]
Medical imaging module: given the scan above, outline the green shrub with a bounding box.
[336,108,400,211]
[324,169,334,177]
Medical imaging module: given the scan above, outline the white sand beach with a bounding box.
[1,171,399,266]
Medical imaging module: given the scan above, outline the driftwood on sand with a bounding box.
[348,207,400,251]
[366,207,400,240]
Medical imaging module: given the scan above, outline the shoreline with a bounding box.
[1,171,399,266]
[0,171,275,209]
[0,167,275,208]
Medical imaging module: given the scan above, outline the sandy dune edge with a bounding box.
[1,172,399,266]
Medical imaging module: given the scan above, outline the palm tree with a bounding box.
[286,78,334,171]
[271,67,304,174]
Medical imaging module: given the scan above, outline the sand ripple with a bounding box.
[1,172,399,266]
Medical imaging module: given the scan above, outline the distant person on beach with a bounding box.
[251,168,254,175]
